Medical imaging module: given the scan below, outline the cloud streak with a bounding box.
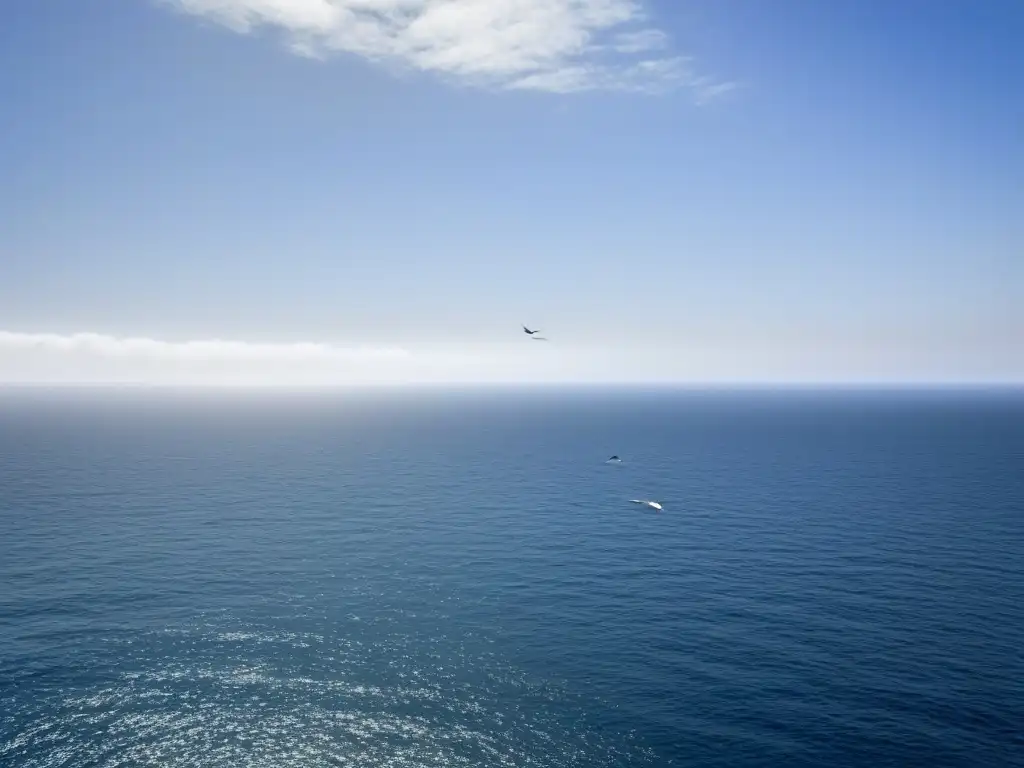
[159,0,732,99]
[1,329,1017,386]
[0,330,582,385]
[0,331,408,363]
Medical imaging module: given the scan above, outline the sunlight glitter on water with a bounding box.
[2,618,655,768]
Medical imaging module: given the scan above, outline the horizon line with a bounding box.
[1,380,1021,391]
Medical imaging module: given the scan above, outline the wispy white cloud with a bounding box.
[0,331,420,385]
[0,330,586,385]
[0,331,408,363]
[158,0,733,99]
[609,28,667,54]
[1,329,1017,386]
[508,57,735,100]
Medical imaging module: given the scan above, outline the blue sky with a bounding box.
[1,0,1021,385]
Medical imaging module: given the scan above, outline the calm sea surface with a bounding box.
[1,388,1022,767]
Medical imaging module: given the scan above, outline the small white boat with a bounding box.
[630,499,662,511]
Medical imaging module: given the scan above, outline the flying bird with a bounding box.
[522,325,550,341]
[630,499,663,511]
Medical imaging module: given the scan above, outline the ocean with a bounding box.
[1,387,1022,767]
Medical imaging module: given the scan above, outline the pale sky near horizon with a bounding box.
[1,0,1021,385]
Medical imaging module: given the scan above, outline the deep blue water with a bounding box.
[1,387,1022,767]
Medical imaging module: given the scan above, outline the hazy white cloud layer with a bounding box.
[0,330,583,385]
[1,329,1016,386]
[159,0,733,98]
[0,331,407,363]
